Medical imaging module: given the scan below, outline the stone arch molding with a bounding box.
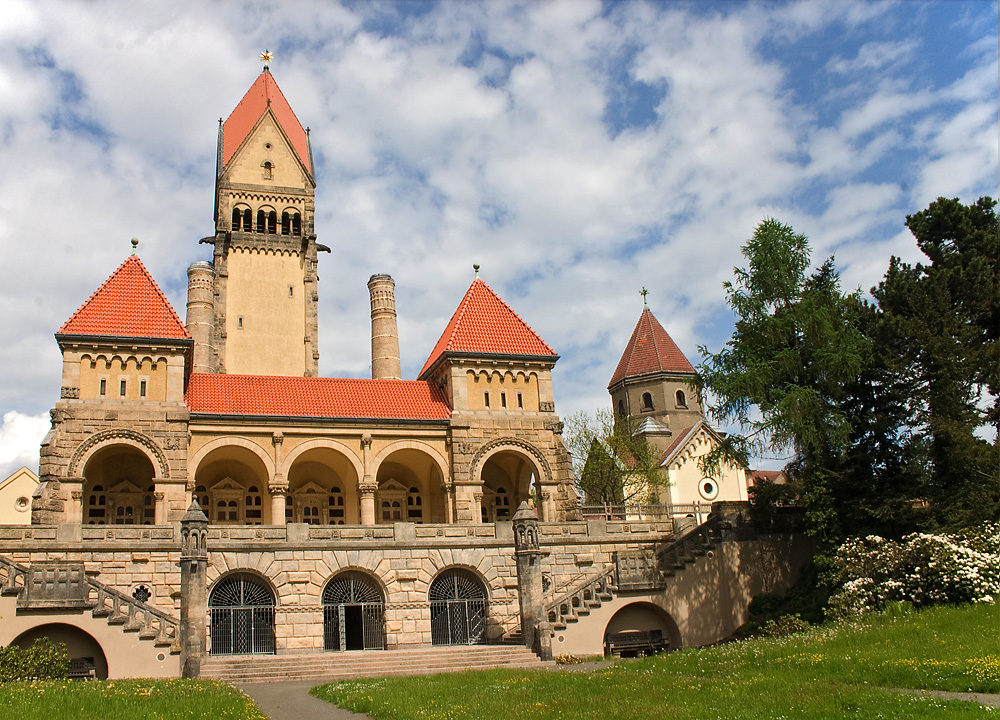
[469,437,552,486]
[69,428,170,480]
[371,439,450,484]
[279,438,363,480]
[188,436,276,486]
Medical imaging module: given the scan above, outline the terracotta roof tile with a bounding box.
[186,374,451,420]
[609,308,694,387]
[419,278,556,377]
[57,256,190,340]
[222,69,310,173]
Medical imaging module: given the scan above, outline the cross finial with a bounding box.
[473,263,480,278]
[131,238,139,256]
[260,49,273,69]
[640,287,648,307]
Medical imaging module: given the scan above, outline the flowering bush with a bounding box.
[827,522,1000,619]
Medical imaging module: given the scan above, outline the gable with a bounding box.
[222,110,313,189]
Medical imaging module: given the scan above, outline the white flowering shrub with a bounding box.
[827,522,1000,619]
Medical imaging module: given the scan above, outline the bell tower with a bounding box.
[197,60,324,377]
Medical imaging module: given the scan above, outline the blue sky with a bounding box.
[0,0,996,477]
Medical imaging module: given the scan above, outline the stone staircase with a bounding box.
[201,643,552,683]
[543,516,722,631]
[0,554,180,654]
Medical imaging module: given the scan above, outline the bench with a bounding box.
[605,629,669,658]
[67,657,96,680]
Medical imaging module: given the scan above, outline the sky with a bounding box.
[0,0,997,480]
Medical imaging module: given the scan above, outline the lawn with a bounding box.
[0,678,265,720]
[312,602,1000,720]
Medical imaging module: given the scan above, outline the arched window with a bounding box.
[256,209,266,233]
[209,574,275,655]
[407,487,423,522]
[281,212,291,235]
[675,390,687,408]
[495,486,511,519]
[232,207,242,230]
[429,569,488,645]
[262,161,273,180]
[195,485,209,510]
[245,486,262,524]
[642,392,654,411]
[329,487,345,524]
[322,572,385,651]
[292,212,301,236]
[242,208,251,231]
[267,211,277,234]
[87,485,107,524]
[143,485,154,524]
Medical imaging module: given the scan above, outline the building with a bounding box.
[0,468,37,525]
[0,66,804,679]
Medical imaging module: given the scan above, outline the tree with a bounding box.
[563,408,665,506]
[696,219,870,545]
[872,197,999,528]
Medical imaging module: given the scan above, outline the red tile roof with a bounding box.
[186,374,451,420]
[57,256,190,340]
[608,308,694,388]
[419,278,556,377]
[222,69,310,173]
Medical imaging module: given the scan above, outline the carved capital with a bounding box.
[271,432,284,446]
[361,433,373,449]
[70,491,83,501]
[153,492,165,501]
[60,387,80,399]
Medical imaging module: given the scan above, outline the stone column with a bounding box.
[359,434,376,525]
[179,499,209,678]
[64,478,84,524]
[153,491,166,525]
[270,487,287,526]
[513,501,549,660]
[442,478,454,524]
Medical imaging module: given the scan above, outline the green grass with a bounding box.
[0,678,265,720]
[312,603,1000,720]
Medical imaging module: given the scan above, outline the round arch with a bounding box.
[603,602,680,657]
[471,438,549,522]
[191,440,273,525]
[208,571,276,655]
[371,440,449,481]
[372,441,450,524]
[11,623,109,679]
[283,440,363,525]
[188,437,275,485]
[428,567,489,646]
[469,437,551,487]
[321,569,386,651]
[69,429,169,480]
[281,438,363,479]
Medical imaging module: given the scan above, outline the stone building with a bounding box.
[1,67,804,679]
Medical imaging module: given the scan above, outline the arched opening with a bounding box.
[286,447,360,525]
[209,573,275,655]
[232,207,242,230]
[267,210,277,234]
[642,392,654,411]
[256,209,266,233]
[262,161,273,179]
[292,212,301,236]
[11,624,109,679]
[322,571,385,651]
[281,211,291,235]
[82,445,155,525]
[375,449,445,523]
[429,568,488,645]
[675,389,687,407]
[194,445,271,525]
[479,449,538,523]
[603,602,679,658]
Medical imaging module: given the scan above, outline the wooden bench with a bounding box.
[605,629,669,658]
[67,657,96,680]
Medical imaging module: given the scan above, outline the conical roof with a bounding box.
[419,278,556,378]
[608,307,694,388]
[57,256,190,341]
[222,68,310,173]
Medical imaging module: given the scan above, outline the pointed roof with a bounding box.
[419,278,557,378]
[222,69,310,173]
[185,374,451,420]
[57,256,190,341]
[608,308,694,388]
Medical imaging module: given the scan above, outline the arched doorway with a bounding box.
[11,624,108,679]
[82,445,155,525]
[322,571,386,651]
[603,602,679,657]
[209,573,275,655]
[429,568,488,645]
[480,450,539,523]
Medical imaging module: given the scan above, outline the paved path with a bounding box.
[238,680,372,720]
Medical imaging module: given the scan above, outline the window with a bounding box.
[243,208,251,230]
[484,392,490,408]
[232,207,242,230]
[139,380,147,397]
[99,379,106,396]
[256,209,266,233]
[238,316,243,330]
[292,213,301,236]
[517,392,524,409]
[267,211,277,234]
[120,380,127,397]
[288,286,294,298]
[642,392,653,411]
[281,212,291,235]
[501,392,507,409]
[676,390,687,407]
[328,487,345,524]
[263,161,272,179]
[407,487,423,522]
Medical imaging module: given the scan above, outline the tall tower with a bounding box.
[205,63,322,376]
[368,274,402,380]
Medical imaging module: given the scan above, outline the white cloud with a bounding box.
[0,411,49,480]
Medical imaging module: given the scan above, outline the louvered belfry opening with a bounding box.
[322,571,386,651]
[208,573,275,655]
[429,568,488,645]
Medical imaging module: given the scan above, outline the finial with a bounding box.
[473,263,480,278]
[131,238,139,255]
[640,287,648,307]
[260,49,273,70]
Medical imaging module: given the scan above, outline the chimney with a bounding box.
[186,261,216,374]
[368,274,402,380]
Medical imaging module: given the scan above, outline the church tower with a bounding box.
[192,63,323,376]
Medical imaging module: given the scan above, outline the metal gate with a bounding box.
[209,574,275,655]
[322,571,385,651]
[429,569,487,645]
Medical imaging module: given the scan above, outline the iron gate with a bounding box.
[209,574,275,655]
[429,569,487,645]
[322,571,386,651]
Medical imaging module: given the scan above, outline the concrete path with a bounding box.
[238,680,372,720]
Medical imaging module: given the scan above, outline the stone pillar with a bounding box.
[186,261,216,374]
[64,479,84,525]
[270,488,287,526]
[153,491,166,525]
[367,274,402,380]
[359,434,376,525]
[513,501,549,660]
[179,499,209,678]
[442,479,454,524]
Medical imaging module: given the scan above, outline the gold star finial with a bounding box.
[640,287,648,307]
[260,50,274,68]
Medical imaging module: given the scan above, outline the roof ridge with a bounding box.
[608,306,694,388]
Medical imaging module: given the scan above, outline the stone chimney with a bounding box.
[368,274,402,380]
[186,261,216,374]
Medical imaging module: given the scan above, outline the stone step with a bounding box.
[202,645,550,683]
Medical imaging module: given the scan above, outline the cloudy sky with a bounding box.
[0,0,997,479]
